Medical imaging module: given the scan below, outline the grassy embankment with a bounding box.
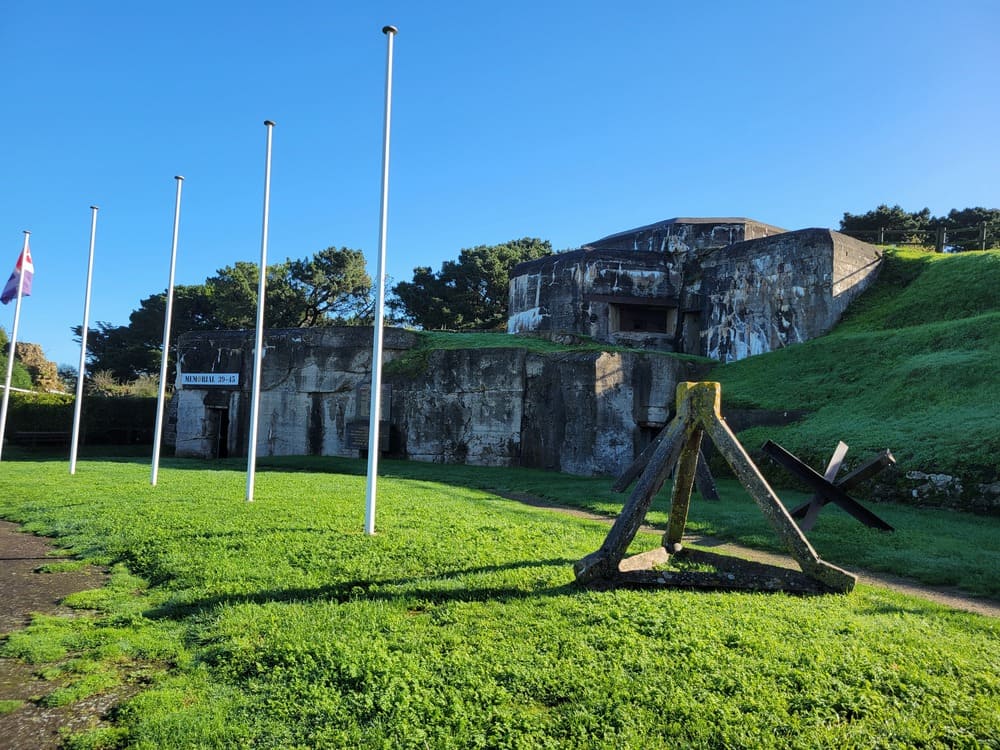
[711,247,1000,483]
[0,458,998,749]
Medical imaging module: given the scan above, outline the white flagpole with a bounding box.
[151,177,184,485]
[0,231,31,462]
[246,120,275,503]
[70,209,99,475]
[364,25,398,535]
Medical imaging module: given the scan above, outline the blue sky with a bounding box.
[2,0,998,368]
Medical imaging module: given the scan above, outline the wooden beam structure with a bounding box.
[575,382,857,594]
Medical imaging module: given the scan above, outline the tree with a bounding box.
[840,204,1000,249]
[207,261,301,329]
[0,327,34,390]
[207,248,372,329]
[932,207,1000,250]
[840,204,931,239]
[75,321,156,382]
[75,247,372,381]
[58,365,78,393]
[289,247,372,325]
[392,238,553,330]
[76,284,219,380]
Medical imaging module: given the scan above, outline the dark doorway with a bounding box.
[207,407,230,459]
[609,302,679,335]
[616,304,671,333]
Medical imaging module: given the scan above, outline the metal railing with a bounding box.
[841,223,996,251]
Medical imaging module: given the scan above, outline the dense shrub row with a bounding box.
[5,393,158,444]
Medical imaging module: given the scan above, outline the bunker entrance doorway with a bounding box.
[206,407,230,459]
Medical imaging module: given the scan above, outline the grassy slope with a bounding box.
[0,459,997,749]
[712,248,1000,481]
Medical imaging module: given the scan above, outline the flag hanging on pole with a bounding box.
[0,232,33,462]
[1,242,34,305]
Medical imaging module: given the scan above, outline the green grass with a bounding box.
[1,458,998,748]
[385,330,711,377]
[262,455,1000,598]
[0,699,24,715]
[712,248,1000,482]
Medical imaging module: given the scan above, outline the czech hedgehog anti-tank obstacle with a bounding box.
[574,381,857,594]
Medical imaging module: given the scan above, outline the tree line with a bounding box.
[80,239,551,381]
[840,205,1000,249]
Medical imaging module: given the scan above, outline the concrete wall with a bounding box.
[174,328,417,459]
[394,347,709,474]
[507,250,703,353]
[173,328,712,476]
[508,221,883,362]
[700,229,883,362]
[588,217,786,254]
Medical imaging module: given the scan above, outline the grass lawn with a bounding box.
[0,457,998,749]
[263,455,1000,599]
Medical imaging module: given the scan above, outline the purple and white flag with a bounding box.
[1,242,34,305]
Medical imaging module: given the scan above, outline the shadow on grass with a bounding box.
[142,552,843,625]
[143,557,584,621]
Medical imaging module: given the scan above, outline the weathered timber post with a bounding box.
[663,418,704,552]
[614,420,718,501]
[694,450,720,500]
[575,397,689,582]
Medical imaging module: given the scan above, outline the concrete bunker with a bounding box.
[173,327,712,475]
[508,218,884,361]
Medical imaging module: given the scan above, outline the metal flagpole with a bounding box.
[0,231,31,462]
[246,120,275,502]
[151,177,184,485]
[364,25,398,535]
[70,209,99,475]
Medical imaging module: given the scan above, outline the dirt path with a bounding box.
[502,492,1000,618]
[0,520,116,750]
